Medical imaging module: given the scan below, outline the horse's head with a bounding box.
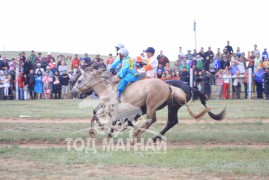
[70,63,107,94]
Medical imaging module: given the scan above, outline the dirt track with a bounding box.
[1,118,269,124]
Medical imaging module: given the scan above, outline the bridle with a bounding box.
[74,78,104,92]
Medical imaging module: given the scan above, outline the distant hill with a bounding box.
[0,51,110,61]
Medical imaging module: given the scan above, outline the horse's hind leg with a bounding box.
[133,112,157,139]
[153,105,180,142]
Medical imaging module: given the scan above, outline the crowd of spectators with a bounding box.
[0,51,106,100]
[0,41,269,100]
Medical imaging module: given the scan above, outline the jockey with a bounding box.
[143,47,158,78]
[112,48,140,102]
[109,43,125,74]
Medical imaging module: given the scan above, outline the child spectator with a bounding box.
[42,72,52,100]
[53,71,62,99]
[34,70,43,100]
[223,67,231,99]
[215,69,223,100]
[3,74,10,98]
[17,72,25,100]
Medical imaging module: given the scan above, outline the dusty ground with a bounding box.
[0,158,263,180]
[1,118,269,179]
[1,118,269,124]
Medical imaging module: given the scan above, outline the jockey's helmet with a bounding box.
[118,48,129,57]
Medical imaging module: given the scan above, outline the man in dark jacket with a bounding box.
[180,67,190,84]
[60,71,70,99]
[0,57,9,70]
[23,58,33,75]
[225,41,234,54]
[205,47,214,60]
[26,69,36,99]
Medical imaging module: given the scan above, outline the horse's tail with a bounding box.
[169,85,210,119]
[191,88,226,120]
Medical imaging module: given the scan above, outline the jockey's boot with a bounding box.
[116,91,122,103]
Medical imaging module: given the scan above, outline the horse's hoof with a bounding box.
[153,136,161,143]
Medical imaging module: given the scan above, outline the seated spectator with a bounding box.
[60,71,70,99]
[71,54,80,70]
[53,71,61,99]
[58,60,68,75]
[215,69,223,100]
[171,72,179,80]
[42,72,52,100]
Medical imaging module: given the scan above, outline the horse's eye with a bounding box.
[78,80,82,84]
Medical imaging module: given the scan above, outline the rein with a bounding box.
[74,79,104,92]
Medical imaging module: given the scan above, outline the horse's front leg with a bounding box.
[89,103,104,137]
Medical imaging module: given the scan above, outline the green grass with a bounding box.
[0,99,268,119]
[1,122,269,144]
[1,146,269,176]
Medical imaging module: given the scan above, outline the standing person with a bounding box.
[46,52,55,64]
[0,72,4,100]
[232,70,243,99]
[178,47,184,58]
[59,71,70,99]
[23,58,33,76]
[216,48,223,57]
[223,67,231,99]
[3,74,10,99]
[58,60,68,75]
[195,54,204,72]
[8,58,16,71]
[81,53,92,66]
[225,41,234,54]
[254,53,262,72]
[28,50,37,65]
[93,53,103,63]
[35,63,45,75]
[0,57,9,71]
[262,48,268,61]
[236,47,242,58]
[26,70,36,100]
[203,56,210,71]
[41,57,48,71]
[253,44,260,57]
[143,47,158,79]
[198,47,206,60]
[34,70,43,100]
[201,69,211,99]
[185,49,192,61]
[263,67,269,99]
[215,69,223,100]
[35,52,42,65]
[180,67,190,84]
[17,72,25,100]
[51,62,58,75]
[71,54,80,70]
[243,68,249,99]
[42,72,52,100]
[213,54,221,70]
[253,67,264,99]
[230,62,239,99]
[221,54,230,69]
[157,50,169,67]
[52,71,61,99]
[205,47,214,60]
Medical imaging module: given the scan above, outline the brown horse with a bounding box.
[71,66,226,141]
